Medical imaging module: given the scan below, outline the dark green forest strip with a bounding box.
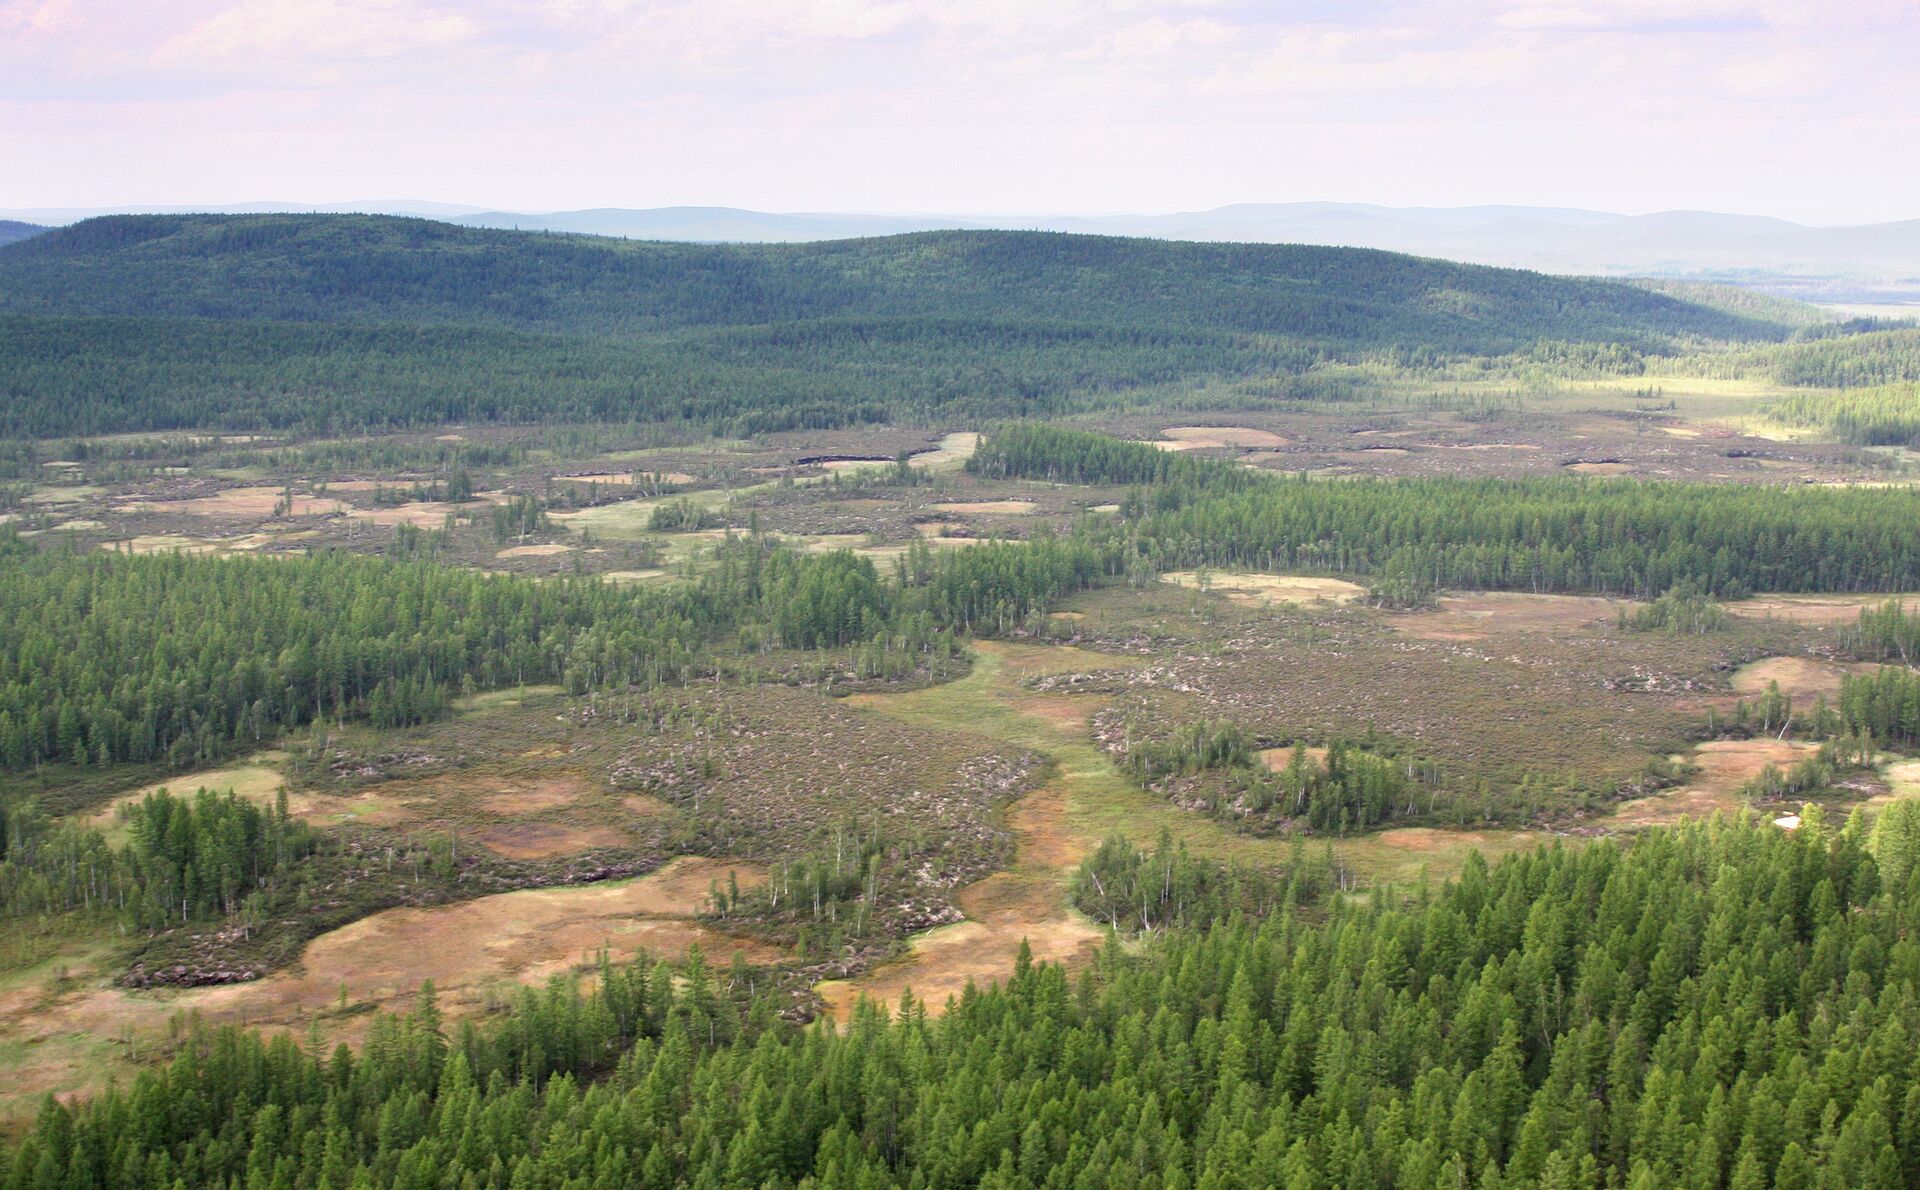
[0,527,1119,773]
[971,424,1920,596]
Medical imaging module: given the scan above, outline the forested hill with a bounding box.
[0,221,42,246]
[0,215,1804,436]
[0,214,1788,345]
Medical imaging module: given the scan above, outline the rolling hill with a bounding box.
[0,213,1803,437]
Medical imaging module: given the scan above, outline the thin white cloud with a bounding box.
[2,0,1915,220]
[153,0,477,66]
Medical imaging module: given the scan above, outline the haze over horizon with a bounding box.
[5,0,1916,225]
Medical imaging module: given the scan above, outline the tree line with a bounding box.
[0,525,1118,774]
[971,426,1920,597]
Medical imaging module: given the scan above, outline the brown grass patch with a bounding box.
[1375,827,1493,853]
[1726,593,1920,625]
[81,758,289,840]
[1149,426,1290,451]
[478,778,589,815]
[1729,656,1875,702]
[0,859,773,1122]
[910,431,982,469]
[932,500,1037,515]
[1610,739,1819,828]
[188,856,774,1024]
[1160,571,1366,607]
[816,771,1100,1020]
[1257,745,1328,772]
[1392,592,1635,641]
[125,487,347,518]
[495,543,574,558]
[1567,461,1634,476]
[473,823,635,859]
[345,501,481,527]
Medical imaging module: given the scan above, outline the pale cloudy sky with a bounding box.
[4,0,1915,222]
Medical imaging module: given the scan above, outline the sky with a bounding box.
[4,0,1917,224]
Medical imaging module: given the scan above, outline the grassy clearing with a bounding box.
[1147,426,1291,451]
[548,485,748,542]
[78,755,289,844]
[1607,739,1820,828]
[1727,656,1878,702]
[0,858,776,1132]
[1726,593,1920,625]
[821,639,1538,1016]
[1160,571,1367,608]
[1391,592,1639,641]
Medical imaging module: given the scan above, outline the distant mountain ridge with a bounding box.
[0,213,1787,346]
[448,204,1920,291]
[0,212,1799,437]
[0,221,45,246]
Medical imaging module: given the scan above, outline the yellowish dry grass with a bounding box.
[1160,571,1366,607]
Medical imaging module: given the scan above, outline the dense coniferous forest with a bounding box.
[1842,601,1920,664]
[0,787,313,924]
[0,528,1120,772]
[0,215,1802,436]
[1770,383,1920,446]
[11,814,1920,1188]
[971,426,1920,596]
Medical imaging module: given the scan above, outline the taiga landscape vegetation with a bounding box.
[6,2,1920,1186]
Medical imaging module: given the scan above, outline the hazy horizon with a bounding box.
[2,199,1914,229]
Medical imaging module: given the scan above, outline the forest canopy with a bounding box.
[0,215,1805,437]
